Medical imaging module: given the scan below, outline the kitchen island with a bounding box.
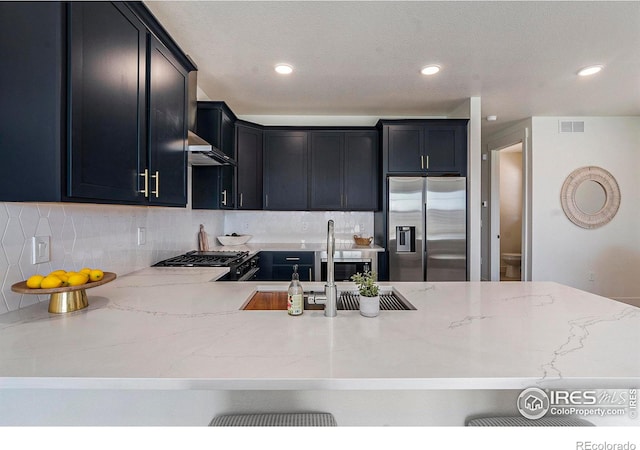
[1,267,638,426]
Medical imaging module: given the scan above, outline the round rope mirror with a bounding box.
[560,166,620,229]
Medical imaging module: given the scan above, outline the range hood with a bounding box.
[187,130,235,166]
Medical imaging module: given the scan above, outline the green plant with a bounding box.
[350,270,379,297]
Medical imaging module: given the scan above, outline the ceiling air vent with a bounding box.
[559,121,585,133]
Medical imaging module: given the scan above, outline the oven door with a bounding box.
[217,266,260,281]
[320,259,372,282]
[217,254,260,281]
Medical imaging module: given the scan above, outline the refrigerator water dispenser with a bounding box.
[396,226,415,252]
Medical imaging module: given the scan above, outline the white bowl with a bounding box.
[217,235,252,246]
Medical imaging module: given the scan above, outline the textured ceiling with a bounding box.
[145,1,640,134]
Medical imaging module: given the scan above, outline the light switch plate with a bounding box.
[137,227,146,246]
[31,236,50,264]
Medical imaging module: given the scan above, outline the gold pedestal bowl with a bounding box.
[11,272,116,314]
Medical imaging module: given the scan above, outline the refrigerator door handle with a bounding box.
[423,202,428,281]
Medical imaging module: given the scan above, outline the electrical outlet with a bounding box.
[31,236,50,264]
[302,222,309,232]
[137,227,146,246]
[588,272,595,281]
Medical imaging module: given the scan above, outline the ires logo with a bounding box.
[517,388,636,420]
[549,390,597,405]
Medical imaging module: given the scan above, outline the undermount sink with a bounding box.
[241,287,416,311]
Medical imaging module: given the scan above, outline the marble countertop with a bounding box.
[1,267,638,391]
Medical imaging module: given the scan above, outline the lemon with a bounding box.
[26,274,45,289]
[49,269,66,277]
[79,267,92,275]
[89,269,104,282]
[56,273,69,287]
[67,273,89,286]
[40,276,63,289]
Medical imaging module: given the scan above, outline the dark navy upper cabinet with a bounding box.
[310,132,344,210]
[68,2,147,203]
[383,120,468,176]
[344,131,378,210]
[386,125,424,173]
[196,102,236,160]
[236,122,263,210]
[310,130,378,211]
[263,130,309,210]
[147,35,188,206]
[0,2,65,201]
[0,2,192,205]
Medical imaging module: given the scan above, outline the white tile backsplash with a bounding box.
[224,210,374,244]
[0,202,224,315]
[0,202,374,315]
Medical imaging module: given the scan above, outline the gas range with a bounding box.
[153,250,260,281]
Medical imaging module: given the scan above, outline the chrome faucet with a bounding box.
[324,220,338,317]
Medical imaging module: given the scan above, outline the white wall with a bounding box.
[531,117,640,304]
[0,202,224,315]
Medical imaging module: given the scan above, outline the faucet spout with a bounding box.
[324,220,337,317]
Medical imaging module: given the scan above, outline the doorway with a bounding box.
[490,132,531,281]
[491,143,523,280]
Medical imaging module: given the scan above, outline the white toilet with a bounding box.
[502,253,521,279]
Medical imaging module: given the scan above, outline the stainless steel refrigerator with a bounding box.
[388,177,467,281]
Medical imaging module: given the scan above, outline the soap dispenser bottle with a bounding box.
[287,264,303,316]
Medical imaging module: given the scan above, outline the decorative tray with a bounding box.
[11,272,117,313]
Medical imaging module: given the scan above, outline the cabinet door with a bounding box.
[195,107,221,148]
[310,132,344,210]
[424,123,466,175]
[344,131,378,210]
[272,265,314,282]
[387,125,424,173]
[270,252,315,281]
[236,124,263,209]
[191,166,218,209]
[68,2,146,202]
[219,165,235,209]
[0,2,64,202]
[221,111,235,159]
[220,113,236,209]
[148,36,187,206]
[263,131,308,210]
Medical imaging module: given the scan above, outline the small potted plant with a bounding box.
[351,270,380,317]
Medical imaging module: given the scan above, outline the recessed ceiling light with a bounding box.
[275,64,293,75]
[578,65,603,77]
[420,65,440,76]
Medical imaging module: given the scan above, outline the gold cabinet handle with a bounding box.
[425,155,429,169]
[222,189,227,206]
[151,171,159,198]
[139,169,149,198]
[421,155,424,170]
[239,193,243,208]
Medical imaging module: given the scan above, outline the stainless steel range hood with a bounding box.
[188,130,235,166]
